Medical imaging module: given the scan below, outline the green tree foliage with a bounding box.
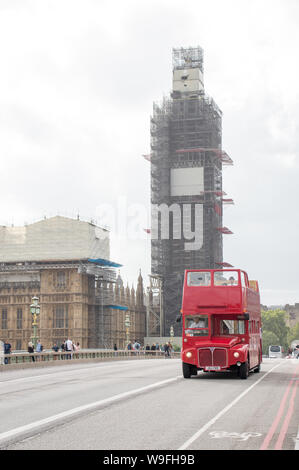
[288,322,299,346]
[261,330,280,355]
[261,309,290,352]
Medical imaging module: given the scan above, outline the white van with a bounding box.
[269,345,283,358]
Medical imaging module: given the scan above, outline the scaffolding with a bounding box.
[149,46,234,336]
[146,274,163,337]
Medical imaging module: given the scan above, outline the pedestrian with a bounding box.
[127,341,132,352]
[65,338,73,359]
[76,342,80,350]
[36,340,43,361]
[133,340,140,355]
[113,343,118,351]
[28,341,35,362]
[151,343,156,356]
[52,343,59,360]
[145,344,150,355]
[52,343,59,361]
[287,347,292,358]
[61,339,66,360]
[4,340,11,365]
[164,343,170,358]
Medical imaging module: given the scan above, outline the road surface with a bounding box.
[0,357,298,450]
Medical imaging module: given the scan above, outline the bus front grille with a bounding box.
[198,348,227,368]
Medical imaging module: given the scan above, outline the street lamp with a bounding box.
[30,296,40,349]
[124,312,131,347]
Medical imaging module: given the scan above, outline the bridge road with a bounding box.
[0,357,298,450]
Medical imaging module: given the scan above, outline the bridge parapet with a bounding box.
[0,349,180,370]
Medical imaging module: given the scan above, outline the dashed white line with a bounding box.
[295,425,299,450]
[0,375,181,446]
[178,363,282,450]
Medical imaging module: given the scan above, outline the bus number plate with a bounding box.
[205,366,220,371]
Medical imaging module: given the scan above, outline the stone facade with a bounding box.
[0,263,146,350]
[0,216,146,351]
[98,272,146,349]
[284,303,299,329]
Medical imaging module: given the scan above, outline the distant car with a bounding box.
[269,345,283,358]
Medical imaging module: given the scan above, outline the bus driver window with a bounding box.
[214,271,239,286]
[185,315,209,336]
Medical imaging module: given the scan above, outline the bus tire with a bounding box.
[254,363,261,373]
[182,362,192,378]
[239,360,249,379]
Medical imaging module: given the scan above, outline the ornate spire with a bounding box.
[136,270,144,307]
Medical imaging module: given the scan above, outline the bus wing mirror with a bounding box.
[237,313,249,320]
[176,315,182,323]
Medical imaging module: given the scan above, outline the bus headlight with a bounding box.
[233,352,240,358]
[186,352,192,358]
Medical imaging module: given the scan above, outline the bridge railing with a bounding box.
[1,349,180,365]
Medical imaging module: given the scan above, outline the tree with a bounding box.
[261,330,280,356]
[261,309,290,351]
[288,322,299,347]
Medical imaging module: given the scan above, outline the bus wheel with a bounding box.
[239,360,249,379]
[254,363,261,373]
[182,362,192,378]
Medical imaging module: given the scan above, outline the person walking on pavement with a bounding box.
[164,343,171,358]
[4,340,11,365]
[133,340,140,355]
[65,338,73,359]
[36,340,43,361]
[52,343,59,360]
[60,339,66,360]
[28,341,35,362]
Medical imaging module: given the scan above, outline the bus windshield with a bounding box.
[187,272,211,286]
[269,345,281,352]
[214,271,239,286]
[219,319,245,335]
[185,315,209,336]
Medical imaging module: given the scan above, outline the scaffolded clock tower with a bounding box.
[149,46,233,336]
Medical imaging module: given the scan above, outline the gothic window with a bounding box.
[17,308,23,329]
[56,272,66,288]
[1,308,7,329]
[53,305,68,328]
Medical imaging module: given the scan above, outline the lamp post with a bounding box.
[124,312,131,347]
[170,325,174,344]
[30,296,40,349]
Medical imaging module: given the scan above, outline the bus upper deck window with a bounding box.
[187,272,211,286]
[214,271,239,286]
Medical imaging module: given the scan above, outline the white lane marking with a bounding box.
[209,431,262,441]
[0,358,180,385]
[179,363,282,450]
[0,375,181,444]
[295,425,299,450]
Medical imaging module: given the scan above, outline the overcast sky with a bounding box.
[0,0,299,306]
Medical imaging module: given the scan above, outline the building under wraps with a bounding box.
[148,46,233,336]
[0,216,146,350]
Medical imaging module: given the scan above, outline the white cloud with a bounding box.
[0,0,299,303]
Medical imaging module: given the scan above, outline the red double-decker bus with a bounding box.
[179,269,262,379]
